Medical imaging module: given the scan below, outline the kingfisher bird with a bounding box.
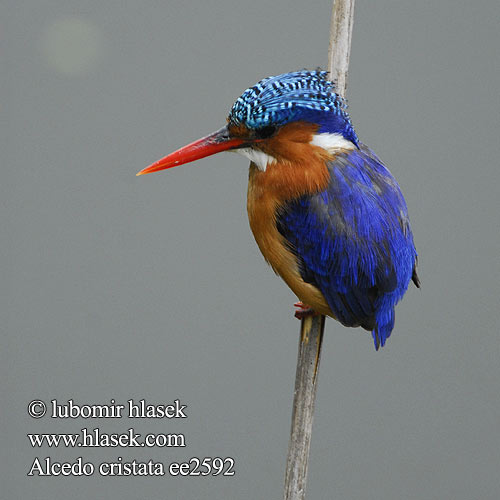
[137,70,419,350]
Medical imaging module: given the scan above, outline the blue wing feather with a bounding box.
[277,145,418,349]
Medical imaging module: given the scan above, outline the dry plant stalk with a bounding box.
[283,2,355,499]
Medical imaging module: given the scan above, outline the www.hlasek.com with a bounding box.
[29,427,186,448]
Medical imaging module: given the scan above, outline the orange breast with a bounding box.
[246,123,336,316]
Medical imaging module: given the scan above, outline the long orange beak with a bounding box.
[137,126,248,176]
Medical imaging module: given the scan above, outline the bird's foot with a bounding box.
[294,301,319,320]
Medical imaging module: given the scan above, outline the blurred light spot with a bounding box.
[41,18,104,76]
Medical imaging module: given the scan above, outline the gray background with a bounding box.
[3,0,500,499]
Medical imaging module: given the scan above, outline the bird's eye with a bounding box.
[255,125,277,139]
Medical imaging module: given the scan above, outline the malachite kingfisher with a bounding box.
[137,71,419,350]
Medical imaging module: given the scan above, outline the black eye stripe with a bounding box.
[255,126,277,139]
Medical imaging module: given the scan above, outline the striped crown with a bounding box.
[228,70,358,144]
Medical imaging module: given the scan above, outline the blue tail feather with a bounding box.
[373,307,396,350]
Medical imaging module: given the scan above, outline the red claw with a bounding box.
[293,302,318,320]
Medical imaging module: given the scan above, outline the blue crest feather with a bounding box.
[229,70,358,144]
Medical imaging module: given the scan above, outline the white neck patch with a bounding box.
[233,133,353,171]
[235,148,276,172]
[310,133,355,152]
